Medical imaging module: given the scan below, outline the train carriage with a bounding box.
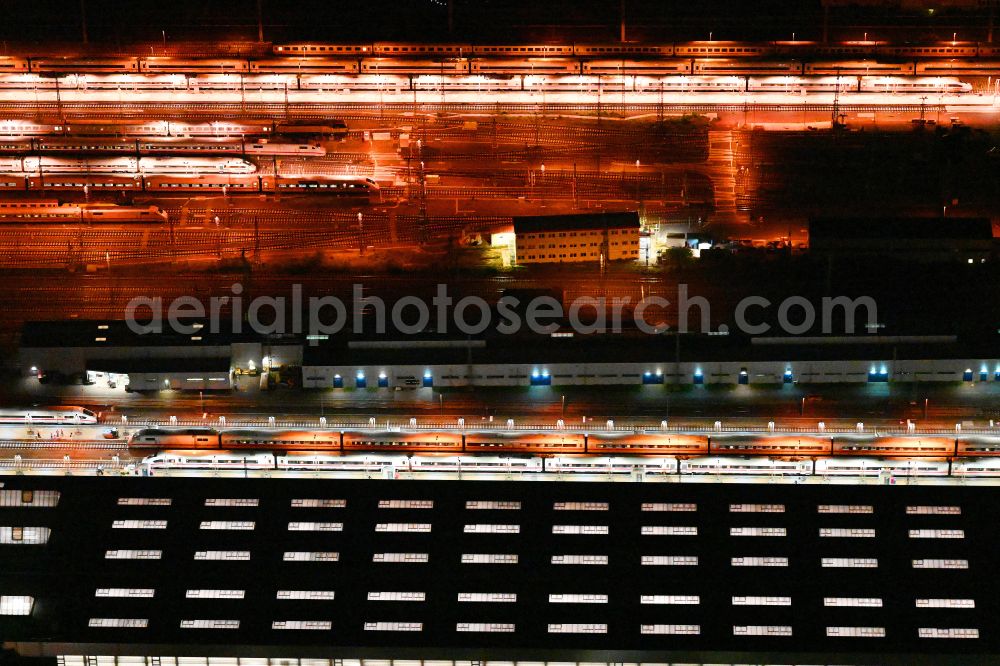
[139,58,250,73]
[586,432,707,454]
[0,406,97,424]
[29,58,139,73]
[679,456,812,475]
[140,450,275,470]
[710,434,831,456]
[582,59,692,76]
[341,430,464,453]
[143,173,260,192]
[464,431,585,453]
[693,59,802,75]
[248,58,360,74]
[0,57,29,72]
[361,58,468,74]
[675,42,770,57]
[220,429,340,450]
[470,58,580,75]
[916,60,1000,77]
[273,43,373,55]
[833,436,954,457]
[803,60,916,76]
[128,428,219,448]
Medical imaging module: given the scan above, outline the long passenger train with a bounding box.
[126,427,996,458]
[0,173,379,197]
[0,203,167,223]
[0,406,97,424]
[134,450,1000,479]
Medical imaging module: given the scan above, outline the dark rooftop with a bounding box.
[1,476,997,664]
[809,217,994,241]
[21,320,300,349]
[513,212,640,235]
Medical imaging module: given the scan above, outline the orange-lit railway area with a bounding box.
[125,427,1000,458]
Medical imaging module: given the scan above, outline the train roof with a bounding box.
[1,474,998,662]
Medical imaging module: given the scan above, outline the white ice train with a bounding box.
[544,456,678,475]
[679,456,813,475]
[814,457,950,477]
[0,156,257,174]
[140,450,276,471]
[0,406,97,424]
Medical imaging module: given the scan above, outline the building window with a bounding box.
[95,589,155,598]
[733,625,793,636]
[461,553,518,564]
[204,498,259,507]
[105,550,161,560]
[0,490,59,507]
[642,555,698,566]
[364,622,422,631]
[642,503,697,512]
[464,524,520,533]
[818,504,873,514]
[288,522,343,532]
[907,505,961,515]
[820,528,876,538]
[641,595,700,605]
[0,526,50,544]
[372,552,427,563]
[730,503,785,513]
[117,497,170,506]
[283,551,339,562]
[730,527,786,537]
[112,520,167,529]
[378,500,433,509]
[909,529,965,539]
[548,623,607,634]
[456,623,515,632]
[641,624,700,635]
[822,558,878,568]
[276,590,335,600]
[732,556,788,567]
[458,592,516,602]
[180,619,240,630]
[89,618,148,628]
[553,502,608,511]
[367,591,426,601]
[375,523,432,533]
[733,596,791,606]
[291,499,346,508]
[199,521,255,530]
[825,597,883,607]
[918,628,979,639]
[194,550,251,560]
[552,524,608,535]
[917,599,975,609]
[551,554,608,565]
[912,559,968,569]
[272,620,331,630]
[0,596,34,615]
[642,526,697,536]
[827,626,886,638]
[185,589,245,599]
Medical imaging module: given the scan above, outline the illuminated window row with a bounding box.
[913,559,968,569]
[95,589,154,598]
[364,621,422,631]
[272,620,331,630]
[734,625,792,636]
[733,596,791,606]
[180,619,240,630]
[89,618,147,628]
[458,592,517,602]
[909,529,965,539]
[199,521,254,531]
[288,522,342,532]
[552,554,607,565]
[462,553,517,564]
[548,623,607,634]
[367,591,425,601]
[641,595,699,605]
[204,498,258,507]
[112,520,167,530]
[277,590,335,600]
[549,594,607,604]
[291,499,346,508]
[372,552,426,563]
[820,528,875,538]
[0,490,59,507]
[466,501,521,510]
[642,502,697,512]
[732,556,788,567]
[553,502,608,511]
[464,524,520,534]
[825,597,883,607]
[642,624,700,635]
[0,526,50,544]
[378,500,433,509]
[457,623,515,633]
[195,551,251,561]
[285,551,338,562]
[552,524,608,535]
[919,627,979,639]
[116,497,170,507]
[105,550,161,560]
[186,589,245,599]
[917,598,975,608]
[730,527,786,537]
[822,558,877,568]
[818,504,872,514]
[643,555,698,566]
[907,505,961,515]
[376,523,431,533]
[0,596,33,615]
[642,526,697,536]
[827,626,885,638]
[730,504,784,513]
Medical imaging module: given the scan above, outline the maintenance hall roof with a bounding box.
[513,212,640,235]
